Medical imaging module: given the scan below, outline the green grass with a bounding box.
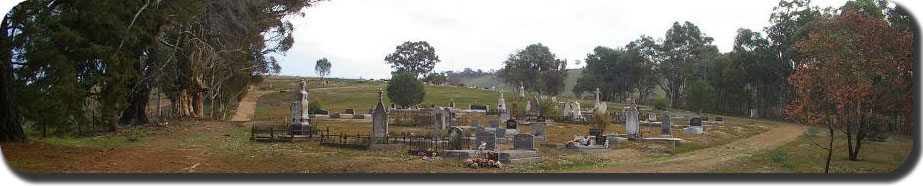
[34,135,145,148]
[709,129,912,173]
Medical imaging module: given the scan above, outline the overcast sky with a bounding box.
[277,0,866,79]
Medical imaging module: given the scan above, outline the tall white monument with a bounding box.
[625,100,640,139]
[518,81,525,99]
[594,88,608,114]
[290,80,311,135]
[497,90,507,110]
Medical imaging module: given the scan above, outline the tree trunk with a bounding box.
[826,126,834,173]
[119,85,151,125]
[0,15,25,142]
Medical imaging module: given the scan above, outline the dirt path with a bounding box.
[574,124,806,173]
[230,88,271,122]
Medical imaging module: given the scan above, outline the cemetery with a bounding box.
[240,77,776,171]
[0,0,913,176]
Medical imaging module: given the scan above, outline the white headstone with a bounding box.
[519,81,525,98]
[594,88,607,114]
[497,90,507,110]
[625,105,640,138]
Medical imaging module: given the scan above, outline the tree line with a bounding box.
[565,0,913,170]
[1,0,321,141]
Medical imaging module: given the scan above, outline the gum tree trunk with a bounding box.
[0,15,25,142]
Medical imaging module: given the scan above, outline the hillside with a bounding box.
[452,68,584,97]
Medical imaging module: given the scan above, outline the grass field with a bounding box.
[710,129,912,173]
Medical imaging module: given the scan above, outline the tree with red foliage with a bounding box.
[787,5,913,173]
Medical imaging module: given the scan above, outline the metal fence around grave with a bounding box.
[317,131,480,153]
[389,109,437,127]
[250,123,324,142]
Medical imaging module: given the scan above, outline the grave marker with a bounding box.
[476,131,497,150]
[372,88,389,142]
[514,134,535,150]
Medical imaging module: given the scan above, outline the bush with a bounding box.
[685,80,716,112]
[308,100,323,114]
[387,71,425,108]
[653,98,668,111]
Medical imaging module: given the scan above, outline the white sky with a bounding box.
[277,0,864,79]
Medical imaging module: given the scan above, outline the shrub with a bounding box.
[653,98,668,111]
[685,80,716,112]
[386,71,425,108]
[308,100,323,114]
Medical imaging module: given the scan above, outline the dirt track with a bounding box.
[230,88,271,122]
[573,124,806,173]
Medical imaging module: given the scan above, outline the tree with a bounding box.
[423,72,447,85]
[0,13,24,141]
[315,58,331,84]
[2,0,320,137]
[499,43,568,96]
[384,41,440,78]
[574,46,627,101]
[685,80,717,113]
[788,6,912,165]
[622,36,660,103]
[387,71,425,108]
[656,21,718,108]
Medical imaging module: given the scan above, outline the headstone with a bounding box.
[495,127,506,141]
[702,116,709,121]
[490,120,499,129]
[497,90,507,110]
[506,119,518,129]
[589,128,603,137]
[290,80,312,135]
[690,117,703,127]
[518,81,525,98]
[750,108,758,118]
[683,126,704,134]
[434,110,445,130]
[572,102,583,121]
[625,106,640,138]
[476,131,497,150]
[563,102,574,116]
[648,113,657,122]
[313,109,329,115]
[661,112,672,136]
[513,134,535,150]
[469,104,488,111]
[471,119,481,128]
[372,88,389,142]
[499,110,511,123]
[530,122,546,137]
[715,116,724,121]
[448,127,464,150]
[443,108,455,127]
[594,87,608,114]
[345,108,356,115]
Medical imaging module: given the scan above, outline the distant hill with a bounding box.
[451,68,584,97]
